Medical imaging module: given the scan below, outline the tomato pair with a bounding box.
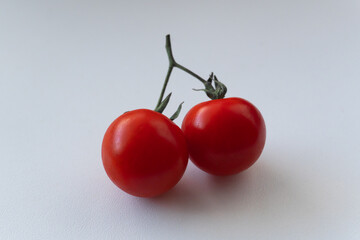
[101,35,266,197]
[102,97,265,197]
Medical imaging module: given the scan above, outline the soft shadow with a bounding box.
[206,170,253,195]
[138,162,257,213]
[137,150,324,219]
[101,149,333,234]
[140,166,209,213]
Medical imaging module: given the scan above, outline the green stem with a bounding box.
[174,63,206,84]
[155,34,207,110]
[156,66,173,108]
[155,35,176,109]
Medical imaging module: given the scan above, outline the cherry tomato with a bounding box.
[102,109,188,197]
[181,97,266,176]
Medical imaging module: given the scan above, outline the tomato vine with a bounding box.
[154,35,228,120]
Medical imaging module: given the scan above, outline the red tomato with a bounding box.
[181,97,266,176]
[102,109,188,197]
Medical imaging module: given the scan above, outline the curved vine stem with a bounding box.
[155,66,173,108]
[155,35,208,110]
[175,63,206,84]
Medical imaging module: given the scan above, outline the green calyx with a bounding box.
[154,34,228,120]
[193,72,227,100]
[154,92,172,114]
[154,92,184,121]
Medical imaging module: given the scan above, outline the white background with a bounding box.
[1,1,360,239]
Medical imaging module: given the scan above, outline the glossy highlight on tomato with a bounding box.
[102,109,188,197]
[182,97,266,176]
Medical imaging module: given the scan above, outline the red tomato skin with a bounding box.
[102,109,188,197]
[181,97,266,176]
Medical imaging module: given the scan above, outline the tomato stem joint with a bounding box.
[154,35,228,120]
[193,72,227,100]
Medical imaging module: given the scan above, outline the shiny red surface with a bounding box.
[102,109,188,197]
[182,97,266,176]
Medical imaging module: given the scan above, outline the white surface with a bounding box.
[1,1,360,239]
